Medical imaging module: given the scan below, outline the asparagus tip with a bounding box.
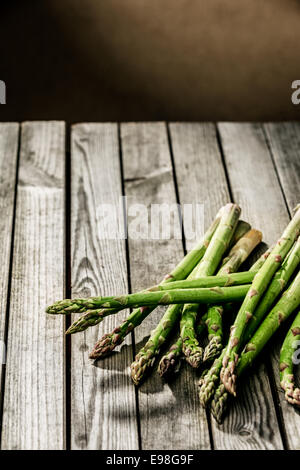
[184,347,203,368]
[89,331,120,360]
[220,363,237,396]
[130,353,156,386]
[281,381,300,407]
[211,383,230,424]
[158,354,182,377]
[203,337,223,363]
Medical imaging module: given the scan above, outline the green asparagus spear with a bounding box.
[203,306,224,363]
[157,336,183,377]
[181,203,241,368]
[48,271,257,317]
[227,221,251,250]
[199,349,226,408]
[158,313,208,378]
[221,206,300,395]
[130,305,183,385]
[210,382,229,423]
[280,310,300,406]
[203,229,262,363]
[64,285,250,311]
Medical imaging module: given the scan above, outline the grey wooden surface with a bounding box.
[70,124,138,450]
[0,121,299,450]
[0,123,19,405]
[1,122,66,449]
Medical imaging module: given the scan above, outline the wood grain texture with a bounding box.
[263,122,300,449]
[0,123,19,395]
[264,122,300,212]
[217,122,287,449]
[169,123,230,252]
[121,122,211,449]
[1,122,66,450]
[70,123,138,450]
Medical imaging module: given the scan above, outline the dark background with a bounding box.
[1,0,300,122]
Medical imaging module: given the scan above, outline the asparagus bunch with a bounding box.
[203,229,262,363]
[91,226,259,383]
[221,206,300,395]
[199,239,300,410]
[89,206,231,359]
[211,269,300,422]
[280,310,300,406]
[180,203,241,368]
[45,198,300,425]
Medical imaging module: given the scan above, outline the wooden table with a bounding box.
[0,121,299,450]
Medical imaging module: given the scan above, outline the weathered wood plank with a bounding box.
[70,123,138,450]
[1,122,65,450]
[263,122,300,449]
[169,123,229,252]
[121,122,211,449]
[170,122,283,449]
[264,122,300,211]
[217,122,287,449]
[0,123,19,398]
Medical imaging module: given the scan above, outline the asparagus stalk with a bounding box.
[52,270,256,337]
[199,241,300,411]
[203,229,262,363]
[158,313,208,378]
[180,203,241,367]
[147,272,256,292]
[48,271,257,317]
[221,206,300,395]
[55,206,223,335]
[64,285,250,311]
[210,382,229,423]
[157,335,183,377]
[227,221,251,250]
[199,348,226,408]
[280,310,300,406]
[203,306,224,363]
[219,229,262,273]
[210,270,300,421]
[130,305,183,385]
